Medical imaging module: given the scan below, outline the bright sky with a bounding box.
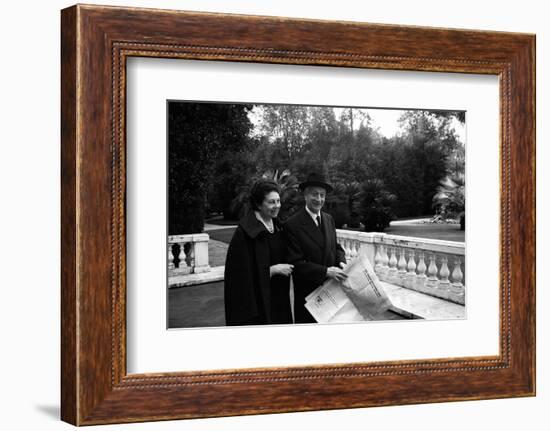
[365,108,404,137]
[335,107,465,143]
[248,105,465,144]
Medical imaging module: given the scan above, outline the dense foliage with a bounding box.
[168,102,252,234]
[168,102,465,234]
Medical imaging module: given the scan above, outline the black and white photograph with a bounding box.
[167,101,466,328]
[2,0,544,429]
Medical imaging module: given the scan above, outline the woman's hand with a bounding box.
[270,264,294,277]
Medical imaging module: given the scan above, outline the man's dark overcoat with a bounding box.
[224,212,290,326]
[283,208,346,323]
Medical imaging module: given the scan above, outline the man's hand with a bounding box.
[339,262,346,270]
[326,266,348,282]
[270,264,294,277]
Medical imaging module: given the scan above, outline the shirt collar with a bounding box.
[305,206,321,223]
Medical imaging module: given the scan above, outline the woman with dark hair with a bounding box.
[224,180,294,326]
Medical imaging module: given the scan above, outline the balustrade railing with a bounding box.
[167,230,464,305]
[337,230,465,305]
[167,233,210,276]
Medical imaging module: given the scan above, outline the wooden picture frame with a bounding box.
[61,4,535,425]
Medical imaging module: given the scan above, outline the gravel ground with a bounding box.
[168,281,225,328]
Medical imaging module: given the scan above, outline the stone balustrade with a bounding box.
[168,233,210,276]
[167,230,465,309]
[337,230,465,305]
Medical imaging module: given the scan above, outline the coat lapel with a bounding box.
[299,209,325,249]
[321,212,334,265]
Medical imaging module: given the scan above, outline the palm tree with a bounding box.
[327,180,362,228]
[229,169,300,221]
[359,179,397,232]
[262,169,301,221]
[432,173,465,230]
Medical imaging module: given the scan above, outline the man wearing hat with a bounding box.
[284,173,347,323]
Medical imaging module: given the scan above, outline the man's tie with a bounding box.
[316,215,322,232]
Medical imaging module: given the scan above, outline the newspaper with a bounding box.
[304,254,393,323]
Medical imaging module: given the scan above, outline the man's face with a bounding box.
[304,186,326,214]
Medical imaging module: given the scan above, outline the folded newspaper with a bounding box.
[304,254,394,323]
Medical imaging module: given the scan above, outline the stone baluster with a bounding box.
[397,248,407,285]
[438,256,451,291]
[426,254,439,288]
[168,243,176,272]
[340,239,346,260]
[173,241,191,275]
[179,242,188,269]
[187,242,194,267]
[388,247,398,283]
[416,252,427,288]
[167,233,212,277]
[451,257,465,302]
[350,240,359,260]
[374,245,382,273]
[405,250,416,288]
[380,245,389,279]
[345,240,351,260]
[192,234,210,274]
[343,239,351,261]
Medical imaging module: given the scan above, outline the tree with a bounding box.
[435,110,466,124]
[168,102,252,234]
[432,173,465,230]
[338,108,373,139]
[202,105,465,228]
[326,174,363,229]
[265,169,302,221]
[359,179,397,232]
[228,169,301,222]
[209,147,256,220]
[387,110,460,217]
[253,105,312,159]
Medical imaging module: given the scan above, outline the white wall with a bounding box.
[0,0,546,430]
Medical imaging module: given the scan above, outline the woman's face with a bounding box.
[258,191,281,220]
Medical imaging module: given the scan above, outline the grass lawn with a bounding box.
[205,215,238,226]
[207,223,464,244]
[208,228,237,244]
[384,223,464,242]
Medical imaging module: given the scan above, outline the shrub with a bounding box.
[359,179,396,232]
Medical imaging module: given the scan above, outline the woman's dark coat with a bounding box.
[224,212,289,325]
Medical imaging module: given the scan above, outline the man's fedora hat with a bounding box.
[299,172,333,193]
